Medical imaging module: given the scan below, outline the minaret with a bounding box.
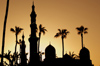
[28,2,39,64]
[20,33,27,66]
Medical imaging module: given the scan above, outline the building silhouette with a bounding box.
[44,44,56,64]
[79,47,93,66]
[28,2,40,65]
[27,3,94,66]
[20,34,27,66]
[0,2,94,66]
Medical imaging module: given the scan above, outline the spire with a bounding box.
[30,1,37,23]
[22,32,25,41]
[20,32,27,66]
[32,1,35,9]
[22,32,25,47]
[33,1,34,5]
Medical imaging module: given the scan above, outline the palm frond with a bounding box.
[84,31,88,34]
[58,29,61,33]
[42,30,45,35]
[76,26,88,35]
[72,51,74,54]
[39,24,42,30]
[20,28,23,30]
[84,28,88,30]
[43,27,45,29]
[39,25,47,35]
[16,27,23,35]
[10,28,15,32]
[44,29,47,31]
[65,31,69,35]
[54,33,60,38]
[78,32,81,34]
[63,29,67,33]
[63,30,69,36]
[43,27,47,32]
[76,27,81,31]
[69,51,71,56]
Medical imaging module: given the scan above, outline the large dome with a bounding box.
[45,44,56,59]
[79,47,90,60]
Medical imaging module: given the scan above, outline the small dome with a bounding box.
[80,47,89,53]
[79,47,90,60]
[45,45,55,51]
[45,44,56,59]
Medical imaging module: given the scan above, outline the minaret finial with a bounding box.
[49,41,51,45]
[32,0,35,6]
[32,1,35,8]
[30,0,37,24]
[22,32,25,40]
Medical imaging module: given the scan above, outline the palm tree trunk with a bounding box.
[14,34,18,65]
[81,33,83,48]
[15,34,17,53]
[38,32,41,53]
[1,0,9,65]
[62,36,64,57]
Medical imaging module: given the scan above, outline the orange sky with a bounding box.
[0,0,100,66]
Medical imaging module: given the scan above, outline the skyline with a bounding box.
[0,0,100,66]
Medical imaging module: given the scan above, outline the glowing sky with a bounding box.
[0,0,100,66]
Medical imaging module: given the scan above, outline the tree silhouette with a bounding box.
[69,51,75,58]
[68,51,79,59]
[39,51,45,61]
[1,0,9,65]
[38,24,47,53]
[10,26,23,53]
[76,25,88,48]
[54,29,69,57]
[10,26,23,65]
[17,39,22,45]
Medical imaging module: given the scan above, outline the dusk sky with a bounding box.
[0,0,100,66]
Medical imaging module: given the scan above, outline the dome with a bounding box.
[80,47,89,53]
[45,44,56,59]
[45,45,55,51]
[79,47,90,60]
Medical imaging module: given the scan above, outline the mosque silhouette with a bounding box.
[25,3,94,66]
[0,2,94,66]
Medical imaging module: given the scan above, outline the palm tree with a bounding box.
[69,51,79,59]
[54,29,69,57]
[10,26,23,53]
[1,0,9,65]
[38,24,47,53]
[76,25,88,48]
